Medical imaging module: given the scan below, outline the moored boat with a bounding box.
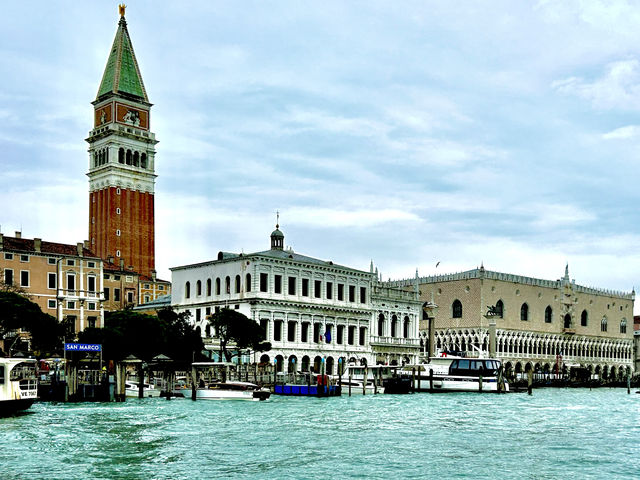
[0,358,38,415]
[125,381,162,398]
[197,381,271,401]
[400,352,509,393]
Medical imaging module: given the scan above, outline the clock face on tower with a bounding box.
[94,104,113,127]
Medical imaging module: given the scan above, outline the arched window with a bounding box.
[620,318,627,334]
[581,310,588,327]
[452,300,462,318]
[133,151,139,167]
[563,314,571,329]
[105,149,109,163]
[403,316,410,338]
[118,148,124,163]
[196,280,202,296]
[391,315,398,337]
[235,275,241,293]
[185,281,191,299]
[225,276,230,294]
[126,149,132,165]
[496,300,504,317]
[520,303,529,321]
[246,273,251,292]
[601,317,608,332]
[545,306,552,323]
[216,278,221,295]
[141,153,147,168]
[206,278,212,296]
[377,313,385,336]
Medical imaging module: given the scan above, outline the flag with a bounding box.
[325,330,331,343]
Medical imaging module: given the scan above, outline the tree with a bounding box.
[207,308,271,362]
[0,290,63,356]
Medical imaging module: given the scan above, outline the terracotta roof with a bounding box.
[1,236,99,259]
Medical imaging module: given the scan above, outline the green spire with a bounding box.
[96,16,149,102]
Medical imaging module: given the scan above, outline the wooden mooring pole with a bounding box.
[527,368,533,395]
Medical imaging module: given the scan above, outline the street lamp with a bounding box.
[421,301,438,360]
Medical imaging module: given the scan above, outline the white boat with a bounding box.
[0,358,38,415]
[334,364,387,394]
[125,381,162,398]
[401,352,509,393]
[196,381,271,401]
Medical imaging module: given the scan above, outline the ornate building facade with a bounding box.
[170,226,422,372]
[391,265,635,379]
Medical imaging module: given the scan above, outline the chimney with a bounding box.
[34,238,41,253]
[77,242,83,257]
[151,269,157,281]
[107,255,114,264]
[83,240,89,249]
[15,231,21,239]
[120,259,125,270]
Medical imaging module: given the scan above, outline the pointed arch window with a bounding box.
[520,303,529,321]
[452,300,462,318]
[563,314,571,329]
[495,300,504,318]
[601,317,608,332]
[544,306,552,323]
[581,310,588,327]
[620,318,627,334]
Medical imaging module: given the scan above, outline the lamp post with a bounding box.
[421,302,438,360]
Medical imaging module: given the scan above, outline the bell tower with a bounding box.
[86,6,158,277]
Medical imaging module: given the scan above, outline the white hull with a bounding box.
[340,382,385,395]
[413,376,509,392]
[125,383,162,398]
[0,358,38,415]
[196,389,258,401]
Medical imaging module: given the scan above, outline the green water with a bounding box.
[1,389,639,479]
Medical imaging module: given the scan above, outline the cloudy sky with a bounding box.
[1,1,639,310]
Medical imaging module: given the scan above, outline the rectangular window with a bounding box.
[274,275,282,294]
[47,299,56,309]
[287,321,296,342]
[87,261,96,268]
[20,270,29,287]
[127,291,134,303]
[205,307,211,316]
[88,317,97,329]
[359,326,366,346]
[4,269,13,285]
[48,257,56,265]
[348,326,355,345]
[67,274,75,292]
[104,274,110,280]
[67,301,75,309]
[144,284,150,289]
[144,295,150,303]
[313,323,320,343]
[274,321,282,342]
[67,259,75,266]
[196,309,201,321]
[126,276,133,282]
[302,279,309,297]
[360,287,366,303]
[88,276,96,293]
[301,323,309,342]
[104,287,110,300]
[337,325,344,345]
[4,253,13,260]
[20,254,29,262]
[114,275,120,281]
[326,282,333,299]
[88,302,96,311]
[288,277,296,295]
[66,316,76,334]
[314,280,321,298]
[159,285,164,291]
[260,319,268,337]
[338,284,344,301]
[348,285,355,302]
[260,273,268,292]
[114,288,121,302]
[48,272,57,289]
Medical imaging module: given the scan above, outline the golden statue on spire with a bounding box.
[119,4,126,17]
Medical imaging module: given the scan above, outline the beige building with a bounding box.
[1,232,105,334]
[390,265,635,379]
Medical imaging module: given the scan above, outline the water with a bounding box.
[1,389,639,479]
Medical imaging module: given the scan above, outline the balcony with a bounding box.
[370,336,420,347]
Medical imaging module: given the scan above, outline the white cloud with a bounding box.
[602,125,640,140]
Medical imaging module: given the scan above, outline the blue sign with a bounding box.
[65,343,102,352]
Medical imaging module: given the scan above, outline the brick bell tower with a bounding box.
[86,5,157,277]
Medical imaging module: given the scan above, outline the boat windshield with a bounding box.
[449,359,500,377]
[9,362,37,381]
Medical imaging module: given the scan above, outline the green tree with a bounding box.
[207,308,271,362]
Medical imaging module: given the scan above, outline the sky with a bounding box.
[1,1,639,312]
